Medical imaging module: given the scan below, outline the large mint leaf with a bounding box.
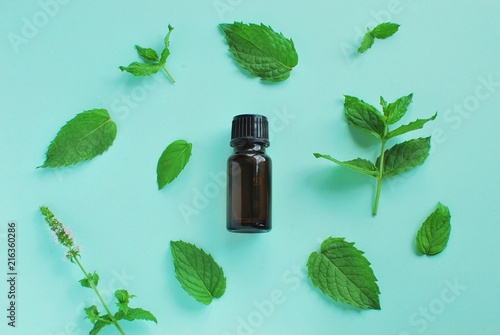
[313,153,379,178]
[157,139,192,189]
[307,237,380,310]
[170,240,226,305]
[344,95,386,139]
[378,137,431,178]
[219,22,298,82]
[39,109,117,168]
[416,203,451,255]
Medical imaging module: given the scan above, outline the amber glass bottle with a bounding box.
[227,114,272,233]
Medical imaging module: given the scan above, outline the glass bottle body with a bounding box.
[227,141,272,233]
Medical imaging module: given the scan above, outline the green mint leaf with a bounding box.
[89,315,113,335]
[383,93,413,125]
[135,45,159,62]
[115,307,158,323]
[84,305,101,324]
[416,203,451,255]
[307,237,381,310]
[160,24,174,64]
[39,109,117,168]
[170,240,226,305]
[157,139,192,189]
[344,95,386,139]
[219,22,299,82]
[357,32,374,53]
[114,289,136,314]
[119,62,161,76]
[371,22,400,39]
[378,137,431,178]
[80,271,100,288]
[379,96,388,109]
[357,22,400,53]
[313,153,378,178]
[387,113,437,139]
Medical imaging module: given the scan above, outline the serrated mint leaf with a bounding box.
[115,307,158,323]
[378,137,431,178]
[344,95,386,139]
[313,153,378,177]
[157,139,192,189]
[383,93,413,125]
[170,240,226,305]
[84,305,100,324]
[80,271,100,288]
[387,113,437,139]
[307,237,380,310]
[358,22,400,53]
[357,32,374,53]
[219,22,298,82]
[120,25,175,83]
[416,203,451,255]
[119,62,161,76]
[39,109,117,168]
[89,315,112,335]
[371,22,400,39]
[135,45,159,62]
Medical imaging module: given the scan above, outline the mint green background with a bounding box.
[1,1,500,334]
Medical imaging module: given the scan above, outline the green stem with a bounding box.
[72,255,127,335]
[161,64,175,83]
[373,139,387,216]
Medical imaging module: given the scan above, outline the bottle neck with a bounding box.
[232,140,267,154]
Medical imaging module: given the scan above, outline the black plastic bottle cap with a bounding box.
[230,114,270,147]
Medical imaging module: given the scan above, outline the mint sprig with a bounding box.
[38,109,117,168]
[416,202,452,255]
[170,240,226,305]
[40,206,157,335]
[314,94,436,215]
[358,22,400,53]
[219,22,299,82]
[307,237,380,310]
[120,25,175,83]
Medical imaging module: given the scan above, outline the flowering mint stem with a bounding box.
[71,255,127,335]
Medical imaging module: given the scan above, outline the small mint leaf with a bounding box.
[416,203,451,255]
[160,25,174,64]
[114,289,136,314]
[135,45,159,62]
[84,305,100,324]
[383,93,413,125]
[371,22,400,39]
[357,32,374,53]
[157,139,192,189]
[80,272,99,288]
[119,62,161,76]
